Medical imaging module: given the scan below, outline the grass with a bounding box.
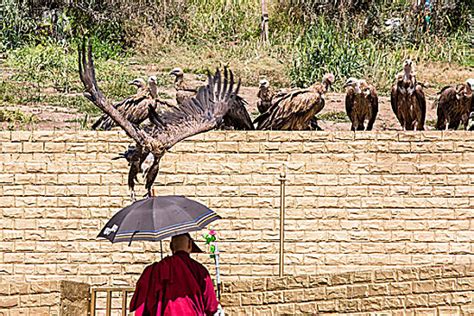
[0,108,37,130]
[319,111,350,123]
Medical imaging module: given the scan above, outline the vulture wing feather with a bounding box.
[146,69,237,149]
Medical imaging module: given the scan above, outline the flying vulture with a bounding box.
[170,67,254,130]
[344,77,379,131]
[254,73,335,130]
[434,79,474,130]
[257,79,274,114]
[390,59,426,130]
[79,41,241,198]
[91,76,165,131]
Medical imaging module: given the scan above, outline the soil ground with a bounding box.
[1,62,472,131]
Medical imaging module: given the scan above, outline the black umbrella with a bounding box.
[98,196,221,245]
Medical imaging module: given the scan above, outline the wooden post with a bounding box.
[261,0,269,44]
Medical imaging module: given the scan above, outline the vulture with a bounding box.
[469,111,474,131]
[79,41,241,198]
[91,76,163,131]
[254,73,335,130]
[344,77,379,131]
[169,67,200,105]
[129,78,147,93]
[390,59,426,130]
[170,67,254,130]
[257,79,274,114]
[434,79,474,130]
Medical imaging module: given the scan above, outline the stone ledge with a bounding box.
[222,264,474,314]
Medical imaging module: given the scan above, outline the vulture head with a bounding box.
[259,79,270,89]
[403,58,414,75]
[344,78,371,96]
[466,79,474,95]
[128,78,146,90]
[358,79,372,96]
[321,73,335,91]
[148,76,157,84]
[344,77,359,89]
[169,67,184,80]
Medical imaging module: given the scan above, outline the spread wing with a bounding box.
[147,68,240,149]
[78,40,151,145]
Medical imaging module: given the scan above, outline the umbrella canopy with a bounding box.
[98,196,221,244]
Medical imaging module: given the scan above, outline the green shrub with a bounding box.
[290,17,402,91]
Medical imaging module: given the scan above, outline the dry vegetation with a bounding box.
[0,0,472,130]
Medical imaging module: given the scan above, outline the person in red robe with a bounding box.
[130,233,219,316]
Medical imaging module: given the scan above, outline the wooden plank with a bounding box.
[121,290,127,316]
[90,289,97,316]
[106,290,112,316]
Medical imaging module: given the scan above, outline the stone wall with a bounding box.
[0,131,473,286]
[0,280,89,316]
[221,265,474,315]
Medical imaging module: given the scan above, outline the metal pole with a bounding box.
[214,243,221,301]
[278,168,287,277]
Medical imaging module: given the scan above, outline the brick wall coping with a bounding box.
[1,130,474,144]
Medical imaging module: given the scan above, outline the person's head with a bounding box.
[170,233,203,254]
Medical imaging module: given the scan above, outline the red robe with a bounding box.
[130,251,218,316]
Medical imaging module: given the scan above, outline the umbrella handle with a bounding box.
[160,240,163,260]
[128,230,139,246]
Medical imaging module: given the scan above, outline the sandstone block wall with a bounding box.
[0,131,473,286]
[221,265,474,315]
[0,280,89,316]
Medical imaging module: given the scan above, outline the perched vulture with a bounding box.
[79,41,241,198]
[129,78,147,93]
[91,76,171,131]
[434,79,474,130]
[344,77,379,131]
[469,111,474,131]
[170,67,253,130]
[254,73,335,130]
[257,79,274,114]
[169,67,200,105]
[390,59,426,130]
[221,95,255,130]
